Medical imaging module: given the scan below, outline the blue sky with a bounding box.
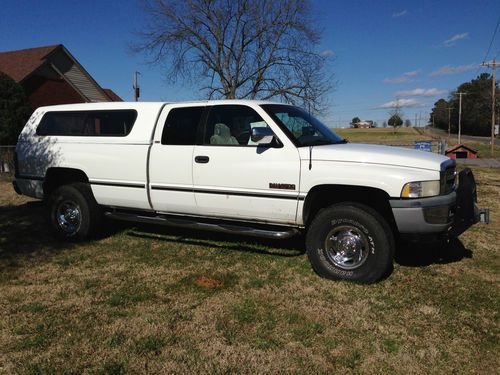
[1,0,499,127]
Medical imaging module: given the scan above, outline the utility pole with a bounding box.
[457,92,466,144]
[133,71,141,102]
[414,113,417,128]
[447,107,453,140]
[481,59,499,157]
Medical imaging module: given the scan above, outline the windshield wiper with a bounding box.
[306,139,333,146]
[299,138,346,147]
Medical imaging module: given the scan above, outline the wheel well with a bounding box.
[303,185,397,233]
[43,168,89,197]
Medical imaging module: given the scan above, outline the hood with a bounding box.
[299,143,450,171]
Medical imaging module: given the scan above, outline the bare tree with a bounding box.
[387,100,403,133]
[135,0,334,112]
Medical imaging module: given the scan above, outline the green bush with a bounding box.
[0,72,31,145]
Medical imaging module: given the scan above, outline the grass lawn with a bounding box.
[335,127,434,145]
[336,127,441,153]
[335,127,500,158]
[0,168,498,374]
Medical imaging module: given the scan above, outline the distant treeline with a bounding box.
[430,73,499,136]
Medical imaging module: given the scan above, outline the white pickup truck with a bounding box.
[13,100,488,283]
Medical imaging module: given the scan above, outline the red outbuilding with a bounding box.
[445,144,478,159]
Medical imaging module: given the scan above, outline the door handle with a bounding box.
[195,155,210,164]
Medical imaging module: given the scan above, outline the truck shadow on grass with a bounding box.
[0,201,75,267]
[0,200,473,270]
[124,222,306,258]
[124,222,473,266]
[395,238,473,267]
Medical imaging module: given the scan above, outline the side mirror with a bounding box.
[250,127,276,145]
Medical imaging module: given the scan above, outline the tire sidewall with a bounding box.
[49,185,92,241]
[306,204,393,283]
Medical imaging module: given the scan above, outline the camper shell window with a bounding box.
[36,110,137,137]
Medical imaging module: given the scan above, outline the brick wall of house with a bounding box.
[23,74,87,110]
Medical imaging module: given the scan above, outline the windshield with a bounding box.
[261,104,345,147]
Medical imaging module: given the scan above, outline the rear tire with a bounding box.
[48,183,101,241]
[306,203,394,283]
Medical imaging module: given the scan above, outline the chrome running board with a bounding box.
[104,211,300,240]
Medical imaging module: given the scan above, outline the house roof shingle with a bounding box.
[0,44,62,82]
[445,144,478,154]
[103,88,123,102]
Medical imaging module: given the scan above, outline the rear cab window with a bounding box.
[161,106,204,145]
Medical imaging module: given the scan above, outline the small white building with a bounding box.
[353,120,373,129]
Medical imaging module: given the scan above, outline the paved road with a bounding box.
[454,158,500,168]
[425,126,500,145]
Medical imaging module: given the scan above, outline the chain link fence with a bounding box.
[0,146,15,175]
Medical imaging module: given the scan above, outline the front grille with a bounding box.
[440,165,457,194]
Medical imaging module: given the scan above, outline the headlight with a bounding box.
[440,166,457,194]
[401,180,440,198]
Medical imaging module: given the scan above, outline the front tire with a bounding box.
[48,183,101,241]
[306,203,394,283]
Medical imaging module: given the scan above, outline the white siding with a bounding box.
[48,50,110,102]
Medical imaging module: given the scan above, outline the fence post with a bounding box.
[0,146,15,174]
[439,140,447,155]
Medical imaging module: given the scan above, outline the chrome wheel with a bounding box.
[324,225,369,270]
[56,200,81,236]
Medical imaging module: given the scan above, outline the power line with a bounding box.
[482,15,500,64]
[474,15,500,77]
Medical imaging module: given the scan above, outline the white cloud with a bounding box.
[392,10,408,18]
[320,49,335,57]
[384,76,412,84]
[395,88,447,97]
[383,70,420,84]
[403,70,419,77]
[377,99,423,109]
[443,32,469,47]
[430,63,477,76]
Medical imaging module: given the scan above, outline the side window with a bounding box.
[36,110,137,136]
[161,107,204,145]
[204,105,269,146]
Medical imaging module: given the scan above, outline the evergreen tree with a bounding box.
[0,72,31,145]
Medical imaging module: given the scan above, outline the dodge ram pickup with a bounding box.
[13,100,489,283]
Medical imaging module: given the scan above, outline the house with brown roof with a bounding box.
[353,120,374,129]
[0,44,122,110]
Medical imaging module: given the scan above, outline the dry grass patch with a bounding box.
[193,276,224,290]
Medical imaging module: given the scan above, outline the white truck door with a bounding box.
[193,104,301,224]
[149,105,205,215]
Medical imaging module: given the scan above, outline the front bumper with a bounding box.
[12,176,44,199]
[390,168,488,237]
[12,180,22,194]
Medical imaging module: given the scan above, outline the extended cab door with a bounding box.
[192,104,301,224]
[149,105,205,215]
